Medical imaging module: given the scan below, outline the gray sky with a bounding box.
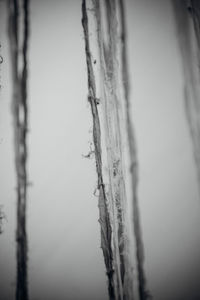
[0,0,200,299]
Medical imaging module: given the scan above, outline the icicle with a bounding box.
[82,0,148,299]
[8,0,29,299]
[118,1,149,299]
[93,1,135,298]
[172,0,200,192]
[82,1,115,298]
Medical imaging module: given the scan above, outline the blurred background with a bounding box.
[0,0,200,299]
